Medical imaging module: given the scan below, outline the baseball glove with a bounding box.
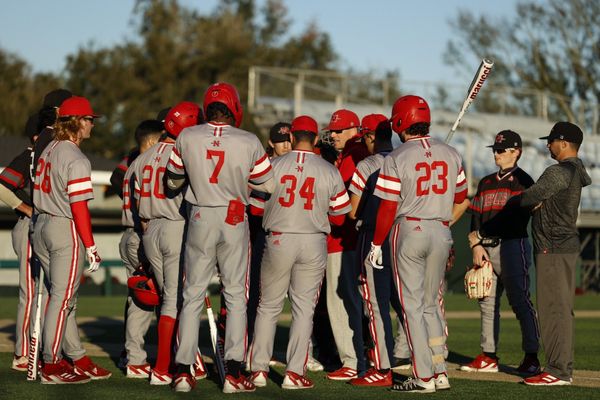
[464,260,494,299]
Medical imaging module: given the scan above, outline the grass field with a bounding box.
[1,293,599,399]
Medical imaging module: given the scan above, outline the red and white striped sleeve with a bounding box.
[349,169,367,196]
[454,165,468,203]
[167,145,186,177]
[373,156,401,201]
[249,153,273,184]
[67,159,94,204]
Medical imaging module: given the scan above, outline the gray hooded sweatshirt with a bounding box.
[521,157,592,254]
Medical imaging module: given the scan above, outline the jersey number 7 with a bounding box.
[207,150,225,184]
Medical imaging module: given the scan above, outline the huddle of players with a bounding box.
[4,83,562,393]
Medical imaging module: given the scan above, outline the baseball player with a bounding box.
[32,96,110,384]
[347,113,399,386]
[133,102,203,385]
[118,120,164,378]
[463,130,540,375]
[266,122,292,158]
[247,115,351,389]
[167,82,274,394]
[367,95,467,393]
[0,113,45,371]
[324,109,370,380]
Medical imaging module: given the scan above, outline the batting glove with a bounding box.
[86,245,102,273]
[366,243,384,270]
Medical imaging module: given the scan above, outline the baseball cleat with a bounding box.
[194,363,207,380]
[326,367,358,381]
[41,360,91,385]
[517,355,541,376]
[12,354,28,372]
[73,356,112,380]
[306,356,324,372]
[281,371,314,390]
[349,368,392,387]
[523,372,571,386]
[433,372,450,390]
[390,377,435,393]
[173,372,196,392]
[249,370,268,387]
[460,354,499,373]
[150,369,172,385]
[126,363,151,379]
[391,357,412,371]
[223,374,256,393]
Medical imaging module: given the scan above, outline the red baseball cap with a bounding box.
[291,115,318,134]
[324,109,360,131]
[361,113,389,134]
[58,96,100,117]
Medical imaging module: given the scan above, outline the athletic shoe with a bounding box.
[41,360,91,385]
[150,369,172,385]
[306,356,324,372]
[194,364,207,380]
[391,357,412,371]
[117,350,128,369]
[523,372,571,386]
[460,354,499,372]
[249,370,268,387]
[433,372,450,390]
[390,377,435,393]
[349,368,392,387]
[223,374,256,393]
[173,372,196,393]
[517,355,541,376]
[282,371,314,390]
[12,354,28,372]
[126,363,151,379]
[73,356,112,380]
[326,366,358,381]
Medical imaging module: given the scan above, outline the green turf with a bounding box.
[0,352,598,400]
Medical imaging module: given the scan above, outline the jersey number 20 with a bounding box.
[415,161,448,196]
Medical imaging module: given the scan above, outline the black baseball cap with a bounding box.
[43,88,72,108]
[269,122,291,143]
[487,130,522,150]
[540,121,583,145]
[156,107,171,123]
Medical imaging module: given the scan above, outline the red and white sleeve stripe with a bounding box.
[350,170,366,195]
[249,154,272,181]
[329,189,351,212]
[167,147,185,173]
[374,174,401,196]
[67,177,93,197]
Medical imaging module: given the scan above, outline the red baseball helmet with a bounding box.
[361,113,389,135]
[291,115,319,134]
[203,82,243,128]
[324,109,360,131]
[128,275,160,307]
[390,95,430,134]
[165,101,202,137]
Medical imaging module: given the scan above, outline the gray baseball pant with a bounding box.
[249,232,326,375]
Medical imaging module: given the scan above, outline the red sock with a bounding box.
[155,315,176,373]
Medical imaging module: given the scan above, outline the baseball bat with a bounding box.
[27,268,44,381]
[445,58,494,144]
[205,296,226,384]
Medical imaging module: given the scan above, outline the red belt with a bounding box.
[405,217,449,226]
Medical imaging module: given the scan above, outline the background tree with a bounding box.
[444,0,600,131]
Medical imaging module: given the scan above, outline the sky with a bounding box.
[0,0,522,83]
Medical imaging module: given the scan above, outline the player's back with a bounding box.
[387,136,464,222]
[262,150,347,234]
[33,140,92,218]
[174,123,270,207]
[134,142,184,221]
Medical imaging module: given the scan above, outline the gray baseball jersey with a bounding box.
[172,122,273,368]
[349,154,385,197]
[249,150,351,376]
[134,142,185,221]
[167,122,273,206]
[374,135,466,380]
[121,160,140,227]
[33,140,94,217]
[32,139,92,364]
[260,150,350,234]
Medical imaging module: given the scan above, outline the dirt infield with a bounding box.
[2,317,598,388]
